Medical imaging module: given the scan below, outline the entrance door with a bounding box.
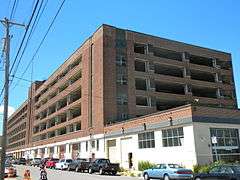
[107,140,118,163]
[120,137,133,169]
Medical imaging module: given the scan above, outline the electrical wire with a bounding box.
[12,0,66,90]
[9,0,19,20]
[11,0,46,84]
[0,0,41,105]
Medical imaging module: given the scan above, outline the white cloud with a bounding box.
[0,105,15,118]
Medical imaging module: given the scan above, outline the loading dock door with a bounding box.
[121,137,133,169]
[107,140,118,163]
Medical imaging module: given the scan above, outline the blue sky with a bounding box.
[0,0,240,131]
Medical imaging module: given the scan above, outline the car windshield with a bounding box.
[66,159,72,163]
[233,166,240,173]
[168,164,183,168]
[76,158,86,161]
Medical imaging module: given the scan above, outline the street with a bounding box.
[14,165,142,180]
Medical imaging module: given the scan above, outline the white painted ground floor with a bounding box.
[8,122,240,170]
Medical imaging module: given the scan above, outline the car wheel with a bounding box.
[75,166,79,172]
[195,177,201,180]
[67,166,71,171]
[143,173,150,180]
[164,174,170,180]
[99,167,104,175]
[112,171,117,176]
[88,167,93,174]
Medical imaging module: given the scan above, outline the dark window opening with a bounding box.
[136,96,149,106]
[190,70,215,82]
[216,60,232,70]
[150,47,182,61]
[155,64,183,77]
[221,75,232,84]
[59,127,66,135]
[135,60,146,72]
[57,114,67,124]
[58,98,67,110]
[76,122,81,131]
[48,131,55,138]
[156,100,186,111]
[70,107,81,119]
[189,55,213,67]
[134,43,146,54]
[192,87,217,98]
[155,82,185,95]
[135,78,147,90]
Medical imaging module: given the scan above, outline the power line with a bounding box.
[0,0,41,104]
[9,0,19,20]
[13,0,66,89]
[11,0,46,83]
[9,0,40,78]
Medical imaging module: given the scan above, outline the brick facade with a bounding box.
[7,24,238,153]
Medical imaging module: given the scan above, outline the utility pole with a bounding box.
[0,17,25,180]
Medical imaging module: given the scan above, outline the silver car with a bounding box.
[143,163,193,180]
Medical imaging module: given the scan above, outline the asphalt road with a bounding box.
[15,165,142,180]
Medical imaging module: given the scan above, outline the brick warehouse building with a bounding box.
[6,24,240,169]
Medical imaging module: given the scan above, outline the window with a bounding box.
[162,127,184,147]
[69,124,74,132]
[117,75,127,85]
[138,131,155,149]
[116,39,126,48]
[135,78,147,90]
[116,55,127,66]
[120,113,128,120]
[76,122,81,131]
[96,139,99,151]
[134,43,146,54]
[91,140,95,149]
[210,128,239,147]
[135,60,146,72]
[117,94,128,105]
[136,96,150,106]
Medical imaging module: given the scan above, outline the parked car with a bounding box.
[5,163,17,177]
[88,158,119,175]
[30,158,42,167]
[55,159,73,170]
[41,158,49,165]
[194,164,240,180]
[143,163,193,180]
[67,158,88,172]
[46,158,59,169]
[16,158,26,165]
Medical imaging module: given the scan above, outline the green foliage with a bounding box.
[118,167,127,172]
[193,160,228,173]
[138,161,157,171]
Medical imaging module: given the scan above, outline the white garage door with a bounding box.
[121,137,133,169]
[108,140,118,163]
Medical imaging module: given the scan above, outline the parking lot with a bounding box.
[14,165,142,180]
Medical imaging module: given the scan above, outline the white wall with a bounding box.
[105,125,197,170]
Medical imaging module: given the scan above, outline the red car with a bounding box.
[45,158,59,169]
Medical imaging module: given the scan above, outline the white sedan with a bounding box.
[55,159,73,170]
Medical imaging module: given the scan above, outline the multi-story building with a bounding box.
[7,100,28,158]
[7,25,240,169]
